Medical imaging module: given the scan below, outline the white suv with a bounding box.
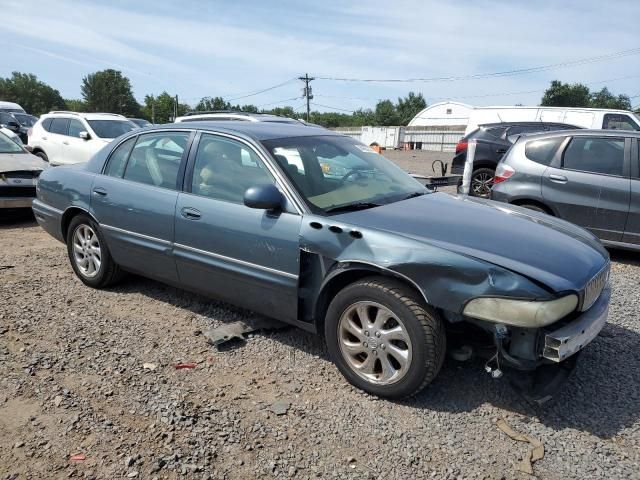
[28,112,137,165]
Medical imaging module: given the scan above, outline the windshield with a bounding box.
[131,118,152,128]
[87,120,137,138]
[0,131,24,153]
[13,113,37,127]
[262,135,427,214]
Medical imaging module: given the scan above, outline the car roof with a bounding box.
[154,120,338,141]
[519,128,640,140]
[43,111,130,121]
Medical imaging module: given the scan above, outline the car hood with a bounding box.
[0,152,48,173]
[334,193,608,292]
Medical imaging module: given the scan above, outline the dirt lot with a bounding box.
[1,154,639,479]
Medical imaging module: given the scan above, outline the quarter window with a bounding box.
[525,137,566,166]
[191,134,274,203]
[68,119,86,138]
[104,137,136,177]
[562,137,625,176]
[603,114,639,131]
[123,132,189,189]
[49,118,70,135]
[41,118,53,132]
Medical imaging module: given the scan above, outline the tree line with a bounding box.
[0,70,637,127]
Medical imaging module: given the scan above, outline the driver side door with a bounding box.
[173,132,302,321]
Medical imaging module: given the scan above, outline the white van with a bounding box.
[0,101,26,114]
[464,106,640,135]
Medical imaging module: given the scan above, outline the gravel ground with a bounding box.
[1,153,639,479]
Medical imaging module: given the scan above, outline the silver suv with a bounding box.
[174,110,303,124]
[491,129,640,250]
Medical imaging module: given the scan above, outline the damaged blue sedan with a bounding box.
[33,122,610,399]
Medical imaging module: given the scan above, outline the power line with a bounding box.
[257,96,302,107]
[224,77,298,102]
[316,47,640,83]
[310,102,355,113]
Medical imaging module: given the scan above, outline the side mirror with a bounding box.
[7,121,20,131]
[79,131,91,140]
[243,184,283,210]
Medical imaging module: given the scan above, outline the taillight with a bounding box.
[455,140,468,155]
[493,164,515,184]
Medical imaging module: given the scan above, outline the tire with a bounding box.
[519,203,551,215]
[34,151,48,162]
[325,276,446,399]
[66,214,124,288]
[470,167,495,198]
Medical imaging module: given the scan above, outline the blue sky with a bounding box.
[2,0,640,113]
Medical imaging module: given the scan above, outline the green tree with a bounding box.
[141,92,189,123]
[65,99,87,112]
[396,91,427,125]
[374,99,399,126]
[81,69,140,116]
[541,80,591,107]
[195,96,231,111]
[589,87,632,110]
[0,72,65,114]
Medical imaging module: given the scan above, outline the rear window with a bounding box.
[525,137,566,166]
[469,126,507,141]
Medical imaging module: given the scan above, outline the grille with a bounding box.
[5,170,40,179]
[582,263,609,311]
[0,186,36,198]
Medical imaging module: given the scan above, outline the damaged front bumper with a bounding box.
[542,286,610,362]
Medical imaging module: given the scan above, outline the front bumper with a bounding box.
[542,286,610,362]
[0,197,34,209]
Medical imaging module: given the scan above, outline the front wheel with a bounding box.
[325,277,446,399]
[66,214,124,288]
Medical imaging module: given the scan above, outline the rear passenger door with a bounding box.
[90,130,193,282]
[46,117,70,164]
[65,119,96,164]
[623,138,640,245]
[173,132,302,321]
[541,135,631,241]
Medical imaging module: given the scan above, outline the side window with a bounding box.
[562,137,625,176]
[603,114,639,131]
[191,134,274,203]
[104,137,136,177]
[123,132,189,189]
[49,118,70,135]
[68,119,86,138]
[41,118,53,132]
[0,113,13,124]
[525,137,566,166]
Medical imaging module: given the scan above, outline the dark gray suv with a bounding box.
[491,129,640,250]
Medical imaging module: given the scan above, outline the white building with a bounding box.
[408,101,473,127]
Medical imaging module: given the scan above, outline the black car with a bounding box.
[0,111,38,144]
[451,122,581,198]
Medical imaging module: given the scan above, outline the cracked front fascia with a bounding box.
[300,216,551,315]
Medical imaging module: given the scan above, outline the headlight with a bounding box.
[463,294,578,328]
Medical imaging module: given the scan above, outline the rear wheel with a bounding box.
[470,167,495,198]
[325,277,446,399]
[66,214,123,288]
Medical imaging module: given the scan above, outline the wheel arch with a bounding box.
[61,206,99,241]
[312,261,429,332]
[510,198,555,215]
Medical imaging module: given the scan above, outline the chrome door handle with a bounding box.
[62,141,69,145]
[41,136,48,140]
[180,207,201,220]
[92,187,107,196]
[549,174,568,184]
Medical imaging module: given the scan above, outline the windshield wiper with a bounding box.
[325,202,382,214]
[401,191,427,200]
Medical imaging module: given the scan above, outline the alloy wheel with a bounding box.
[471,172,493,197]
[338,301,413,385]
[72,224,102,278]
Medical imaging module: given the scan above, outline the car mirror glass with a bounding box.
[79,131,91,140]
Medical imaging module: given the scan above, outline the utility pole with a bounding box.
[298,73,314,122]
[151,98,156,124]
[174,95,179,121]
